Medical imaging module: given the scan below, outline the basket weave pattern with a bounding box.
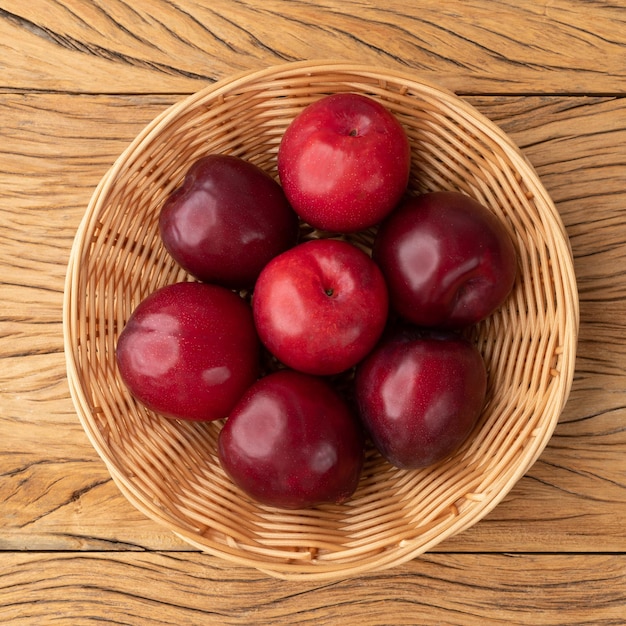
[64,61,578,580]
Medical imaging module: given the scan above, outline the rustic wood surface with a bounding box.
[1,1,625,623]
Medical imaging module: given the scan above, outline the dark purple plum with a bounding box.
[355,327,487,469]
[159,154,299,289]
[373,191,517,328]
[218,369,364,509]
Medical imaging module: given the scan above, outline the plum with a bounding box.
[116,281,260,421]
[355,327,487,469]
[159,154,299,289]
[373,191,517,328]
[252,239,389,376]
[218,369,364,509]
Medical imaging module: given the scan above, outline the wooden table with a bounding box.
[2,2,625,623]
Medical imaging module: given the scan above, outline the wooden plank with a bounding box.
[1,1,625,95]
[1,552,625,624]
[1,93,625,555]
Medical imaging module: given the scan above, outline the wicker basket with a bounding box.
[63,61,578,580]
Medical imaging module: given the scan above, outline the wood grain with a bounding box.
[1,92,625,554]
[2,0,626,620]
[0,1,625,95]
[1,552,625,625]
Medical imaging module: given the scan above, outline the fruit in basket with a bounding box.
[373,191,517,328]
[116,282,260,421]
[252,238,389,375]
[218,369,364,509]
[159,154,299,289]
[277,93,411,233]
[355,326,487,469]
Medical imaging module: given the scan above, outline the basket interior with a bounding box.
[64,62,578,580]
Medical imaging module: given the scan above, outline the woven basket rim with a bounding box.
[63,60,579,581]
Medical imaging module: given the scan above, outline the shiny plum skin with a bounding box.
[277,93,411,233]
[159,154,299,289]
[116,282,260,421]
[218,369,364,509]
[373,191,517,328]
[355,328,487,469]
[252,239,389,376]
